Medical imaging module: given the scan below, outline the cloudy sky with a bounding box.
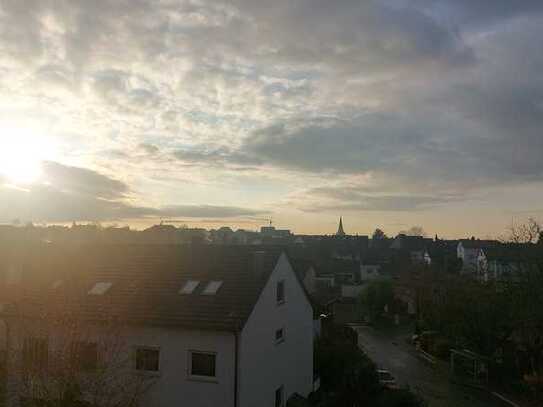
[0,0,542,237]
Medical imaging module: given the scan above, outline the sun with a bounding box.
[0,125,56,185]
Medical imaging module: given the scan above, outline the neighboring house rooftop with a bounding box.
[1,244,296,332]
[459,239,500,250]
[482,244,543,264]
[289,258,316,281]
[392,234,431,251]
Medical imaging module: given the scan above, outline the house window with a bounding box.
[22,337,48,372]
[275,386,284,407]
[275,328,285,344]
[71,341,98,371]
[276,280,285,304]
[189,351,216,379]
[135,347,160,372]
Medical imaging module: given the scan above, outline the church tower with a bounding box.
[336,217,346,236]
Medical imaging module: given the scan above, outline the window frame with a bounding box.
[134,346,161,374]
[188,350,217,382]
[276,280,285,305]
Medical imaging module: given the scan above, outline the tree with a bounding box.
[315,339,380,406]
[375,388,427,407]
[417,219,543,402]
[314,323,426,407]
[372,228,387,240]
[6,307,155,407]
[358,280,394,321]
[399,226,426,237]
[504,217,541,243]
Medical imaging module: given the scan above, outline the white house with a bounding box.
[476,244,543,283]
[0,244,314,407]
[457,239,499,274]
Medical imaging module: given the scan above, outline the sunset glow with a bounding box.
[0,125,56,185]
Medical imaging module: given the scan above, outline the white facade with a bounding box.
[128,327,237,407]
[238,254,314,407]
[457,242,479,273]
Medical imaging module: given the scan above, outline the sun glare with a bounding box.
[0,125,56,185]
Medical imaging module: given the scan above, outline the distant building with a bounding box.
[336,217,346,237]
[477,244,543,282]
[457,238,499,274]
[260,225,292,239]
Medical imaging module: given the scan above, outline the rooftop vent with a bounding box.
[179,280,200,295]
[201,281,223,295]
[88,282,113,295]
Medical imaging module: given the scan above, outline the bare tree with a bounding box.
[372,228,387,240]
[6,307,155,407]
[503,217,541,243]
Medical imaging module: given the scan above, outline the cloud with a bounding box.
[138,143,159,154]
[291,183,460,213]
[302,195,451,212]
[155,205,268,218]
[0,162,267,223]
[42,161,129,200]
[417,0,543,28]
[0,1,542,228]
[173,147,261,169]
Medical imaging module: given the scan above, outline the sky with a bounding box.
[0,0,542,237]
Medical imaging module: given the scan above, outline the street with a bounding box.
[352,324,509,407]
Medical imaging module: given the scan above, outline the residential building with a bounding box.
[0,244,314,407]
[457,239,499,274]
[390,234,433,265]
[477,244,543,282]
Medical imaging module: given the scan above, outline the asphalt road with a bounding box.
[352,324,509,407]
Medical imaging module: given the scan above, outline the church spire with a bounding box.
[336,216,346,236]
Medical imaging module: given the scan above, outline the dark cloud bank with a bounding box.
[0,162,267,223]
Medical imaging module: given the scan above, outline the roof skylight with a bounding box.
[179,280,200,294]
[52,280,63,289]
[88,282,113,295]
[201,281,223,295]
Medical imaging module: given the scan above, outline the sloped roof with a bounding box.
[459,239,500,249]
[1,244,285,331]
[392,235,431,251]
[289,258,316,280]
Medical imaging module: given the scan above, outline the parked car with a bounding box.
[377,369,399,389]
